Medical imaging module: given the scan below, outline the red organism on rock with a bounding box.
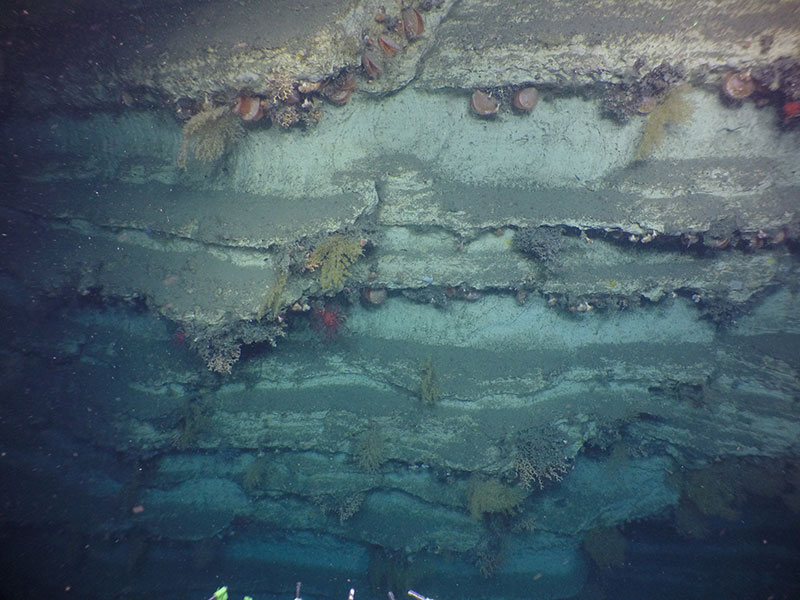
[313,304,348,340]
[783,100,800,124]
[172,330,187,346]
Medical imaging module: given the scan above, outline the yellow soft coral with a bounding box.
[177,103,243,169]
[309,235,363,291]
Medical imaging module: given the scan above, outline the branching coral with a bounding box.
[173,398,211,450]
[258,271,288,321]
[314,492,366,524]
[419,357,440,404]
[355,422,386,473]
[467,476,526,520]
[188,319,285,374]
[514,427,571,489]
[177,103,243,169]
[635,85,693,160]
[197,339,241,374]
[307,234,363,290]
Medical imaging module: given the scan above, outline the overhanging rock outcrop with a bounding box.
[4,0,799,115]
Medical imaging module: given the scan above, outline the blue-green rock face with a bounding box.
[2,0,799,598]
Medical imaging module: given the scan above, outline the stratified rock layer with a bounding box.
[1,1,799,598]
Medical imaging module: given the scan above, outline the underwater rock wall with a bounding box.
[1,281,798,597]
[3,87,797,328]
[1,0,800,598]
